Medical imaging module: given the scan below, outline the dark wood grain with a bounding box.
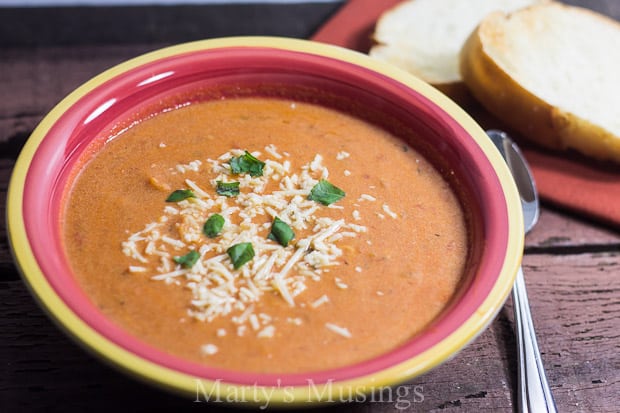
[527,209,620,250]
[3,251,618,412]
[0,3,343,48]
[2,1,620,412]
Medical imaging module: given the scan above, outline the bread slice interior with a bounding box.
[460,2,620,161]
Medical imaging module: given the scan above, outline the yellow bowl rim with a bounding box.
[6,36,524,406]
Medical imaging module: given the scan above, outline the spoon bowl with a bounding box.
[487,130,539,232]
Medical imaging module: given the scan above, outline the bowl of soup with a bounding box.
[7,37,523,405]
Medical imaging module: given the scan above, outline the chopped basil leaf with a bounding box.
[173,250,200,268]
[267,217,295,247]
[166,189,195,202]
[227,242,255,270]
[203,214,225,238]
[308,179,345,205]
[230,151,266,177]
[216,181,240,197]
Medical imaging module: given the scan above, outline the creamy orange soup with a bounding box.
[63,97,468,373]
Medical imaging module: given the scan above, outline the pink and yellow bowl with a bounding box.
[6,37,523,405]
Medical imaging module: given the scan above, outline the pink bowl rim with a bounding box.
[7,37,523,401]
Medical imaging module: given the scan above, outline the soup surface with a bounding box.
[63,97,468,373]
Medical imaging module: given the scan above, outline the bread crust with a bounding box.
[460,6,620,163]
[370,0,549,103]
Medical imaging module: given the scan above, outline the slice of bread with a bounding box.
[369,0,547,101]
[460,2,620,162]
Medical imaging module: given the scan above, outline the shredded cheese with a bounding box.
[122,145,394,344]
[325,323,352,338]
[201,343,218,355]
[336,151,350,160]
[335,277,348,289]
[287,317,303,325]
[382,203,398,219]
[310,294,330,308]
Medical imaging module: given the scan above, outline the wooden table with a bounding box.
[1,1,619,411]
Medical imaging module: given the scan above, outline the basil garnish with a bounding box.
[227,242,255,270]
[216,181,240,197]
[230,151,266,177]
[267,217,295,247]
[203,213,225,238]
[166,189,195,202]
[308,179,345,205]
[173,250,200,268]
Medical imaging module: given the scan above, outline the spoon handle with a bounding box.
[513,267,558,413]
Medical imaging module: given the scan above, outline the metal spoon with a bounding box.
[486,130,557,413]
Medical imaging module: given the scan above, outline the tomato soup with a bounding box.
[63,97,468,373]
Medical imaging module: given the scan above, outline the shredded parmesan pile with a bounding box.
[122,145,396,343]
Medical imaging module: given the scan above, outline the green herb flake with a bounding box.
[166,189,195,202]
[227,242,255,270]
[308,179,346,205]
[216,181,240,197]
[173,250,200,268]
[267,217,295,247]
[230,151,266,177]
[203,214,225,238]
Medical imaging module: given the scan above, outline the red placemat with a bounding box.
[312,0,620,228]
